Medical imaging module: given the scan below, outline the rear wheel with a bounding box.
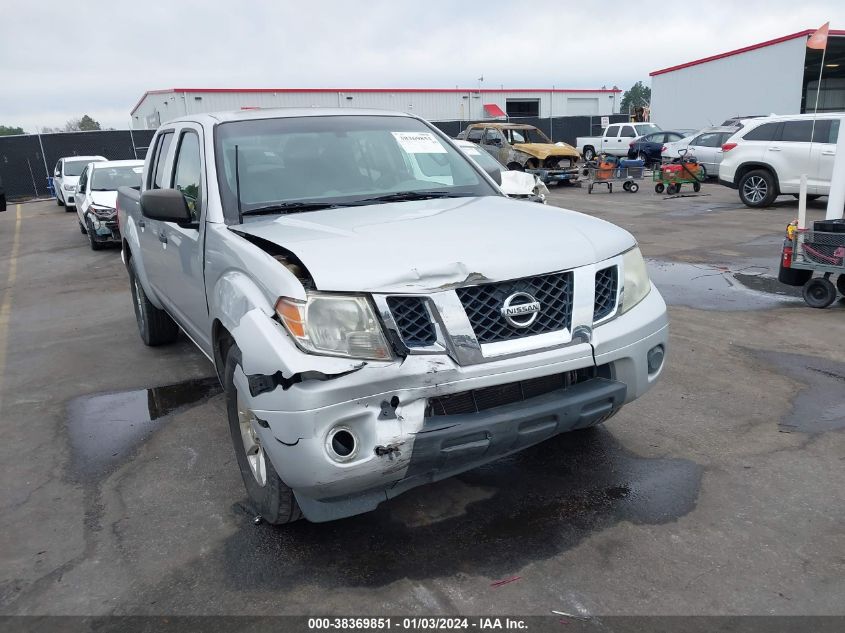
[666,183,678,195]
[802,277,836,308]
[693,182,701,193]
[128,258,180,346]
[225,344,302,525]
[583,147,596,162]
[629,182,639,193]
[739,169,777,208]
[637,151,650,167]
[655,183,665,194]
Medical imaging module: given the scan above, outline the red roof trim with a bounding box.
[130,87,622,115]
[650,28,845,76]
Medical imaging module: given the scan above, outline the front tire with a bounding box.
[802,277,836,308]
[583,147,596,162]
[739,169,777,208]
[56,193,64,207]
[86,219,105,250]
[224,344,302,525]
[128,258,179,346]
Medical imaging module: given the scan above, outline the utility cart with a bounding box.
[654,149,705,195]
[779,219,845,308]
[584,157,644,194]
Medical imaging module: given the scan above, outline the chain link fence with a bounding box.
[0,129,155,199]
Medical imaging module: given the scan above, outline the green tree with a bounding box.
[64,115,102,132]
[620,81,652,114]
[0,125,25,136]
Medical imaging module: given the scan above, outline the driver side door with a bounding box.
[481,128,508,165]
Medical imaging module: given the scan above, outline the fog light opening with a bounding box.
[326,426,358,462]
[647,345,665,375]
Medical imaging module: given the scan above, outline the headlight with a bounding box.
[90,205,116,217]
[63,183,75,191]
[620,247,651,314]
[275,293,391,361]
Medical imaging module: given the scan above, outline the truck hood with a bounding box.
[233,196,635,293]
[513,143,580,160]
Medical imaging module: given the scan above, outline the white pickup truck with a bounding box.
[117,108,669,524]
[577,123,662,161]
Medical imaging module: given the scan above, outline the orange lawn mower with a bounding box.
[653,148,705,195]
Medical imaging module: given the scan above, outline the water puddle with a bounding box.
[66,377,222,481]
[648,259,802,310]
[756,351,845,434]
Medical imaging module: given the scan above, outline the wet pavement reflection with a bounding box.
[66,377,222,481]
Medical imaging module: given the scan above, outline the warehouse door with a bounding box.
[567,98,599,115]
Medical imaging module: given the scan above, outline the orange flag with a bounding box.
[807,22,829,50]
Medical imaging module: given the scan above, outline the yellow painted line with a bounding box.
[0,204,23,415]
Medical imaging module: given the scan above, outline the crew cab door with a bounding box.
[139,129,176,301]
[810,119,839,195]
[154,124,210,347]
[601,125,619,154]
[613,125,637,156]
[481,127,508,165]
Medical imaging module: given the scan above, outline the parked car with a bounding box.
[53,155,106,210]
[720,115,765,128]
[454,139,548,202]
[719,113,844,207]
[577,123,662,161]
[75,160,144,249]
[627,131,687,167]
[118,108,668,524]
[661,127,737,178]
[455,123,580,183]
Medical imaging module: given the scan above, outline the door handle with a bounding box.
[822,150,836,156]
[768,147,782,152]
[158,232,168,244]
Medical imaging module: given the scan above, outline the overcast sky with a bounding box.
[2,0,843,131]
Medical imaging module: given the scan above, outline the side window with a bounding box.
[690,135,702,146]
[743,122,779,141]
[666,133,683,142]
[696,133,721,148]
[54,161,62,177]
[604,126,619,138]
[150,131,174,189]
[778,120,813,143]
[620,125,636,138]
[171,131,203,222]
[811,120,839,144]
[466,128,483,143]
[77,166,89,192]
[483,128,503,145]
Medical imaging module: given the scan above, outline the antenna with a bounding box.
[235,144,243,224]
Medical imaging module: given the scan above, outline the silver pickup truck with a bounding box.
[117,108,668,524]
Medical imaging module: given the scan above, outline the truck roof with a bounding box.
[159,107,416,127]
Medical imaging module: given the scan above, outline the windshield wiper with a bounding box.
[240,201,341,216]
[346,191,475,205]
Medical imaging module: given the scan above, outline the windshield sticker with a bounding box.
[392,132,447,154]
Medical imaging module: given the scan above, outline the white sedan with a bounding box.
[454,139,548,202]
[661,127,736,178]
[75,160,144,250]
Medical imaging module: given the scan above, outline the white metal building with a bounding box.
[129,87,622,130]
[650,28,845,130]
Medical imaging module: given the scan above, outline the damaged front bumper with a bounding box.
[234,286,668,522]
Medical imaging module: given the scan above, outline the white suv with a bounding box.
[718,113,843,208]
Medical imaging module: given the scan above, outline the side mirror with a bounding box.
[141,188,193,223]
[54,171,60,177]
[483,164,502,186]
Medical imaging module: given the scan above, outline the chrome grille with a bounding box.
[593,266,618,321]
[456,272,573,344]
[387,296,437,347]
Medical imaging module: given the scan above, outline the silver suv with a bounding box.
[718,113,843,207]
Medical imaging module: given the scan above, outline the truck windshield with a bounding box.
[91,166,143,191]
[214,115,497,221]
[507,128,550,144]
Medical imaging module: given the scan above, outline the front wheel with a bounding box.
[693,182,701,193]
[56,194,64,207]
[655,183,665,194]
[128,258,180,346]
[629,182,639,193]
[802,277,836,308]
[739,169,777,208]
[87,219,105,250]
[225,344,302,525]
[583,147,596,162]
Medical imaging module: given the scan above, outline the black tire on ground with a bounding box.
[583,147,596,161]
[79,221,87,234]
[128,258,180,346]
[87,219,105,251]
[637,152,650,167]
[629,182,639,193]
[837,274,845,296]
[693,182,701,193]
[667,183,678,195]
[802,277,837,308]
[623,181,631,192]
[738,169,778,208]
[655,183,665,194]
[224,344,303,525]
[56,195,64,207]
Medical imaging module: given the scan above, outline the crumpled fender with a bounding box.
[512,143,580,161]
